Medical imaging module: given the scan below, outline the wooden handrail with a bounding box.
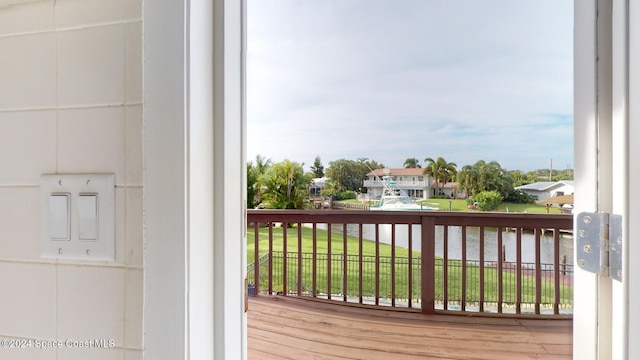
[247,209,573,317]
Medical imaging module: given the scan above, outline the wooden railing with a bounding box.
[247,210,573,317]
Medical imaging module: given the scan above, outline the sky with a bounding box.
[247,0,574,172]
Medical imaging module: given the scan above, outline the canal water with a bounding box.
[317,223,574,265]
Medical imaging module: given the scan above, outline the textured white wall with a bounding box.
[0,1,143,359]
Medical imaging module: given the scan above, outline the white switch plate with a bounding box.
[40,174,115,261]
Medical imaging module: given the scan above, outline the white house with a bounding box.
[432,181,465,199]
[516,181,574,200]
[363,168,432,199]
[309,177,329,208]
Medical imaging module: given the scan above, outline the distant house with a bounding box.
[432,182,466,199]
[515,181,574,200]
[309,177,329,208]
[364,168,431,199]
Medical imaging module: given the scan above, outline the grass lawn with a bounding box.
[417,198,468,211]
[247,224,572,306]
[340,198,562,213]
[497,202,562,214]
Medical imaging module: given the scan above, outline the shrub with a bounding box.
[474,190,503,211]
[505,190,536,204]
[334,190,357,201]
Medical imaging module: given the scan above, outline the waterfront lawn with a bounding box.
[247,225,572,306]
[247,224,418,264]
[416,198,561,214]
[417,198,468,211]
[497,202,562,214]
[340,198,563,213]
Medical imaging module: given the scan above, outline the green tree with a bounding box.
[246,154,272,209]
[310,156,325,178]
[403,157,421,168]
[527,168,574,182]
[325,158,384,192]
[320,180,340,199]
[552,170,574,181]
[255,154,272,174]
[423,157,457,197]
[247,162,259,209]
[457,160,513,198]
[257,159,310,209]
[357,157,385,171]
[509,170,538,187]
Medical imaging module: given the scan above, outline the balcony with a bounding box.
[363,179,427,188]
[247,210,574,357]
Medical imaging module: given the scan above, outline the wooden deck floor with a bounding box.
[248,296,572,359]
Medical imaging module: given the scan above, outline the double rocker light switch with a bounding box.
[40,174,114,261]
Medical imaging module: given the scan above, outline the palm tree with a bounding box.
[403,157,421,168]
[257,159,310,209]
[255,154,272,174]
[457,164,478,197]
[456,160,513,198]
[424,157,457,198]
[250,155,273,206]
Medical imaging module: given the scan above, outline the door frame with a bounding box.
[574,0,638,358]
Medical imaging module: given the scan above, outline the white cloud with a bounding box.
[247,0,574,171]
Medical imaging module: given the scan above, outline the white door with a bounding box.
[574,1,639,359]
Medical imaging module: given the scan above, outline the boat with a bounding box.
[369,176,438,211]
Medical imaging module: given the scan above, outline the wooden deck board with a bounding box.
[248,296,572,360]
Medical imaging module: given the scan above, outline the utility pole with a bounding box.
[549,159,553,181]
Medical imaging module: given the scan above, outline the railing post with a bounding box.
[298,224,303,296]
[268,222,273,295]
[254,222,259,296]
[421,215,435,314]
[283,225,287,295]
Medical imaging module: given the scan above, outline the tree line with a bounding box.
[247,155,573,210]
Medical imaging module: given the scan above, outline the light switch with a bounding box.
[41,174,114,260]
[78,194,98,240]
[49,194,70,240]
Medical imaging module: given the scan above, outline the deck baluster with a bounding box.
[516,228,522,314]
[408,224,413,308]
[327,223,332,300]
[268,222,274,295]
[443,225,449,310]
[343,223,348,302]
[283,225,287,295]
[375,224,380,306]
[554,229,561,314]
[535,228,542,314]
[479,226,485,312]
[312,223,317,298]
[391,223,396,307]
[298,223,303,296]
[358,223,363,304]
[461,226,467,311]
[497,227,503,313]
[254,222,260,296]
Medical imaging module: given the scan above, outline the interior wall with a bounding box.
[0,1,143,359]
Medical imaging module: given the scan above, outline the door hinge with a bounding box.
[576,212,623,282]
